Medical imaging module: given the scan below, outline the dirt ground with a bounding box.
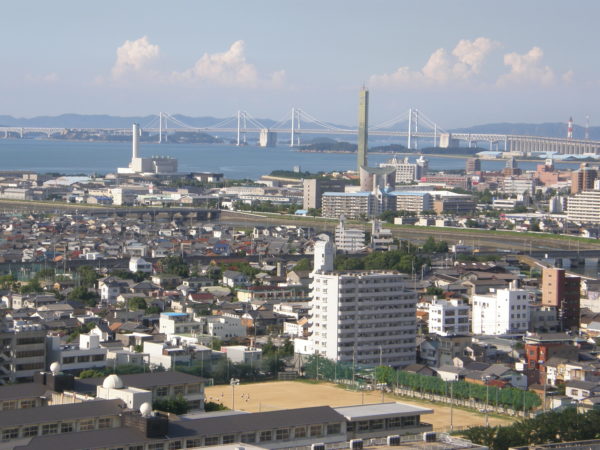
[205,381,514,431]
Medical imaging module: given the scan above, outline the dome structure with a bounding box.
[102,374,124,389]
[49,362,61,375]
[140,402,152,417]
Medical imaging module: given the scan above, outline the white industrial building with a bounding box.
[309,238,417,368]
[118,124,178,175]
[46,334,107,373]
[472,283,533,335]
[428,298,470,336]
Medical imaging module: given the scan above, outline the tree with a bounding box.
[77,266,99,288]
[158,256,189,277]
[128,297,148,311]
[153,395,189,415]
[292,258,312,272]
[67,286,99,307]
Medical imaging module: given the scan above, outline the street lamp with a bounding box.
[230,378,240,410]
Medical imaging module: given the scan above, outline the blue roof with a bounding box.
[161,312,187,317]
[322,191,371,197]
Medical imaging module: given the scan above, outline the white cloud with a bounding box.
[111,36,160,79]
[370,37,499,88]
[173,40,262,87]
[497,46,555,86]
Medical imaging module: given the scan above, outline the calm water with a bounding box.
[0,139,579,179]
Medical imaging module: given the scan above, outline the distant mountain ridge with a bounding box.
[0,114,598,140]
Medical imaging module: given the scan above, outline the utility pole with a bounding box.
[450,381,454,432]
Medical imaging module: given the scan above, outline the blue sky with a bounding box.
[2,0,599,128]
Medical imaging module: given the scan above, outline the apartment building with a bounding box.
[335,217,366,253]
[309,241,417,367]
[567,189,600,224]
[321,192,376,219]
[0,320,46,384]
[428,298,470,336]
[379,157,419,183]
[472,284,533,335]
[389,191,433,213]
[541,267,581,329]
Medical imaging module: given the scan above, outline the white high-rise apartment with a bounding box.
[309,239,417,368]
[335,217,365,253]
[429,298,470,336]
[472,283,532,335]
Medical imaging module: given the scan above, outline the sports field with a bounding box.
[205,381,514,431]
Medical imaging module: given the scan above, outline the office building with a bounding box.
[541,268,581,329]
[466,158,481,174]
[571,163,598,194]
[428,299,470,336]
[432,194,475,215]
[472,284,532,335]
[302,178,346,210]
[309,240,417,368]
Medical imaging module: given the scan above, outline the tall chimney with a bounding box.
[357,88,369,172]
[132,123,140,160]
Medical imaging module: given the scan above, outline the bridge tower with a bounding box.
[407,109,419,150]
[290,108,301,147]
[236,111,247,146]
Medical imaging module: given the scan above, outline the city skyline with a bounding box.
[3,0,600,127]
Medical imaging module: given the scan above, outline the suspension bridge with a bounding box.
[2,109,600,155]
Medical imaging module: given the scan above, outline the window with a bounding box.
[204,436,219,446]
[42,423,58,435]
[310,425,323,437]
[358,421,369,432]
[2,400,17,410]
[168,441,182,450]
[402,416,417,426]
[79,419,95,431]
[241,433,256,443]
[327,423,341,435]
[98,418,111,429]
[222,435,235,444]
[129,446,144,450]
[370,419,384,430]
[2,428,18,441]
[276,428,290,440]
[148,444,164,450]
[156,386,169,397]
[62,356,76,364]
[260,431,272,442]
[20,399,36,409]
[92,354,105,361]
[22,426,38,437]
[61,423,74,433]
[187,384,201,394]
[173,386,185,396]
[294,426,307,438]
[386,417,402,429]
[186,439,202,448]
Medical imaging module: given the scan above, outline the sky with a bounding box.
[2,0,600,128]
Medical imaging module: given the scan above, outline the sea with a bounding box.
[0,139,580,179]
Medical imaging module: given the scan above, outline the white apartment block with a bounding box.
[472,285,532,335]
[390,192,433,213]
[335,219,366,253]
[310,270,417,368]
[428,298,470,336]
[567,190,600,224]
[322,192,376,219]
[380,157,418,184]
